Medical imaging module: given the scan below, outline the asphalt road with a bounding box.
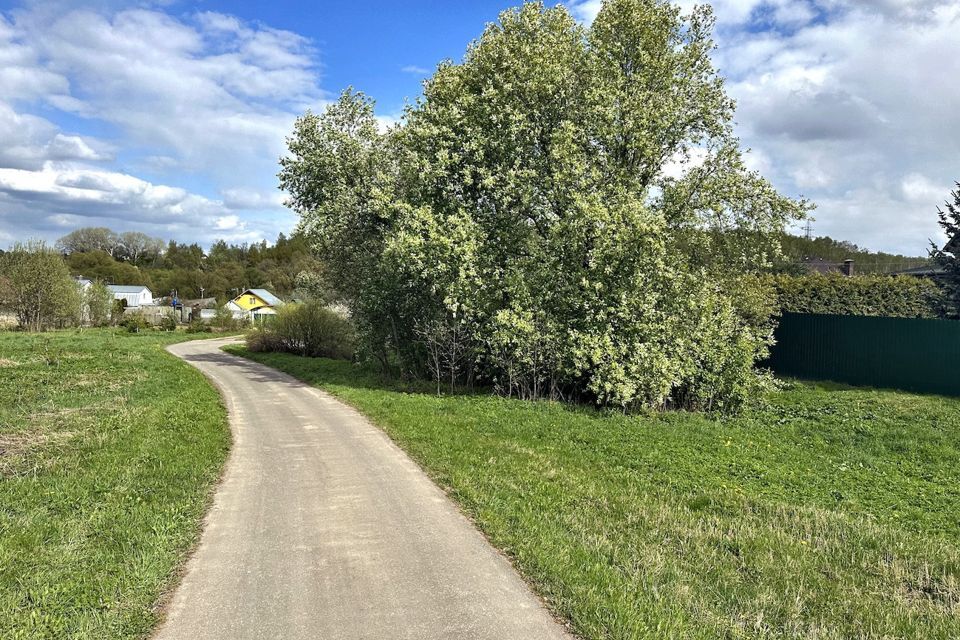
[155,337,570,640]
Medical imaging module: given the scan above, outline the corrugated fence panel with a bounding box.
[768,313,960,396]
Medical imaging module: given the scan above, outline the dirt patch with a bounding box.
[0,358,19,367]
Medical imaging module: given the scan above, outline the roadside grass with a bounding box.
[229,347,960,639]
[0,329,230,639]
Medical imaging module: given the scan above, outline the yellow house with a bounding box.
[225,288,284,319]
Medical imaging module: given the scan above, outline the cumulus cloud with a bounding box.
[0,4,321,246]
[0,161,271,243]
[719,1,960,252]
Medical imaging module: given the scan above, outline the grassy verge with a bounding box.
[0,329,230,639]
[229,346,960,639]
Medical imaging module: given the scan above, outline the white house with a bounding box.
[107,285,154,308]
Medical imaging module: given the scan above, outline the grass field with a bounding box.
[230,347,960,639]
[0,329,230,639]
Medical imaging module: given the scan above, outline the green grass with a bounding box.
[0,329,230,639]
[229,346,960,639]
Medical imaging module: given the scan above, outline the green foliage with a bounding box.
[0,240,81,331]
[185,319,212,334]
[212,305,243,331]
[59,228,322,301]
[770,273,942,318]
[120,311,149,333]
[776,233,929,274]
[281,0,808,410]
[930,181,960,317]
[84,281,114,327]
[232,347,960,639]
[0,330,229,638]
[158,314,178,332]
[246,301,355,359]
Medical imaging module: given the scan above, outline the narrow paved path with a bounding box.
[156,338,570,640]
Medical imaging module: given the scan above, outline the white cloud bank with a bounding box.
[0,5,320,246]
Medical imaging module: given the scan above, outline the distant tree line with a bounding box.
[774,233,928,275]
[55,228,327,302]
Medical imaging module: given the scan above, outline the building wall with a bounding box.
[113,290,153,308]
[232,293,269,311]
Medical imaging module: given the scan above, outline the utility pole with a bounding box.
[804,220,813,241]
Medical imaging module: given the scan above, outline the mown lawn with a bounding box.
[0,329,230,639]
[230,346,960,639]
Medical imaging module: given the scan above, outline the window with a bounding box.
[249,297,256,305]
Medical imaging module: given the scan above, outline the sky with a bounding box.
[0,0,957,255]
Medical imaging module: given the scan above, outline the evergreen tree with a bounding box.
[930,182,960,317]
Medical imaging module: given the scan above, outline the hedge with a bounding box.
[768,273,942,318]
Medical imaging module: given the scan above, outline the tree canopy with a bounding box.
[930,182,960,317]
[281,0,808,410]
[0,241,80,331]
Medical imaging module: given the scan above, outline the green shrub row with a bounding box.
[768,273,942,318]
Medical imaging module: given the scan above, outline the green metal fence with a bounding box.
[768,312,960,395]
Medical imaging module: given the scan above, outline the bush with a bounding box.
[246,302,354,359]
[158,315,177,332]
[770,274,943,318]
[212,306,244,331]
[120,312,149,333]
[279,3,810,411]
[186,319,211,334]
[84,281,114,327]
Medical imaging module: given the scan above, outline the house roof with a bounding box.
[182,297,218,308]
[245,288,283,306]
[107,285,151,294]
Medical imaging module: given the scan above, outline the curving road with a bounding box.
[155,337,570,640]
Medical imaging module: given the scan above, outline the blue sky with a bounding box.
[0,0,958,254]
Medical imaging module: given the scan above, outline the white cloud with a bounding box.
[566,0,603,23]
[0,4,323,245]
[214,214,243,230]
[401,65,430,75]
[221,187,285,210]
[0,161,276,245]
[720,1,960,253]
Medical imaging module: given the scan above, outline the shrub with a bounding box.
[186,319,211,334]
[245,302,354,359]
[770,274,943,318]
[120,312,149,333]
[158,315,177,332]
[84,281,114,327]
[212,305,244,331]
